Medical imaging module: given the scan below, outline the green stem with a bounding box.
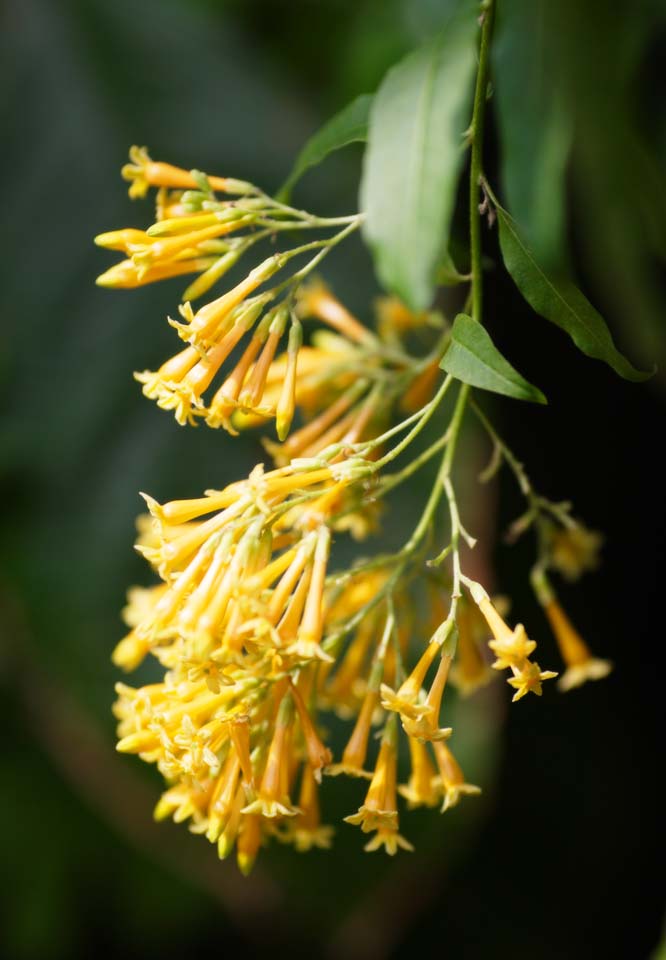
[373,375,453,469]
[469,0,495,325]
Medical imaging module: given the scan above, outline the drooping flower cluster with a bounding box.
[100,148,613,873]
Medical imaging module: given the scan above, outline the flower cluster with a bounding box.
[100,148,613,874]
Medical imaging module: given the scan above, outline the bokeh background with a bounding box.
[1,1,665,957]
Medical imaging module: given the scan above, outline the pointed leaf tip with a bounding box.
[440,313,547,404]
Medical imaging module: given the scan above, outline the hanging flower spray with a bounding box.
[97,0,648,874]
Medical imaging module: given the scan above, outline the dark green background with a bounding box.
[1,1,665,957]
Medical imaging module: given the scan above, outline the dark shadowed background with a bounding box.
[1,1,665,958]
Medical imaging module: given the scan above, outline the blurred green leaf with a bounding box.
[493,0,573,269]
[360,1,479,310]
[436,250,469,286]
[278,94,372,201]
[494,199,654,382]
[440,313,547,403]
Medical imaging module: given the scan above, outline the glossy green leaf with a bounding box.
[360,1,479,311]
[495,201,654,381]
[440,313,547,403]
[278,94,372,201]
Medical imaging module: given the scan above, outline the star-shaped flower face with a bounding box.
[401,711,453,743]
[343,805,398,834]
[506,661,558,701]
[489,623,537,670]
[380,683,431,721]
[440,781,482,813]
[363,827,414,855]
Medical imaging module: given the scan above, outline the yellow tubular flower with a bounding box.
[229,715,256,791]
[450,601,494,696]
[154,780,212,826]
[380,638,442,721]
[288,526,333,663]
[263,380,367,465]
[128,217,253,268]
[276,320,302,441]
[178,255,281,347]
[94,227,152,251]
[121,145,252,199]
[477,596,536,670]
[204,749,242,842]
[345,717,413,855]
[327,657,383,778]
[323,617,377,716]
[281,765,334,852]
[469,581,557,700]
[242,693,301,819]
[399,737,440,809]
[344,721,398,833]
[217,785,245,860]
[548,524,603,581]
[544,597,612,692]
[296,279,376,345]
[96,256,218,289]
[399,653,454,742]
[374,295,430,341]
[400,359,442,413]
[289,681,332,781]
[237,813,263,876]
[433,742,481,813]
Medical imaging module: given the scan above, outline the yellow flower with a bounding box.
[395,653,454,742]
[280,765,334,852]
[380,638,442,721]
[345,717,413,855]
[202,748,242,842]
[286,526,334,663]
[399,359,442,413]
[242,692,301,819]
[449,601,494,696]
[374,295,431,342]
[544,597,612,692]
[432,742,481,812]
[398,737,439,809]
[327,662,381,778]
[488,623,536,671]
[322,598,385,716]
[344,722,399,834]
[469,582,556,701]
[296,279,376,346]
[548,524,602,581]
[112,584,167,671]
[363,828,414,855]
[289,680,332,781]
[475,592,534,667]
[121,145,251,199]
[236,812,263,876]
[506,661,558,702]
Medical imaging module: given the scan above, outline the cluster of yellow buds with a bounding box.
[96,148,425,441]
[99,148,614,873]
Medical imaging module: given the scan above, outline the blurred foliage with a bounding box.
[1,1,665,958]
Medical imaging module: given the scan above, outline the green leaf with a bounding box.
[360,1,479,311]
[440,313,547,403]
[278,94,372,201]
[494,199,654,381]
[436,250,469,286]
[493,0,573,269]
